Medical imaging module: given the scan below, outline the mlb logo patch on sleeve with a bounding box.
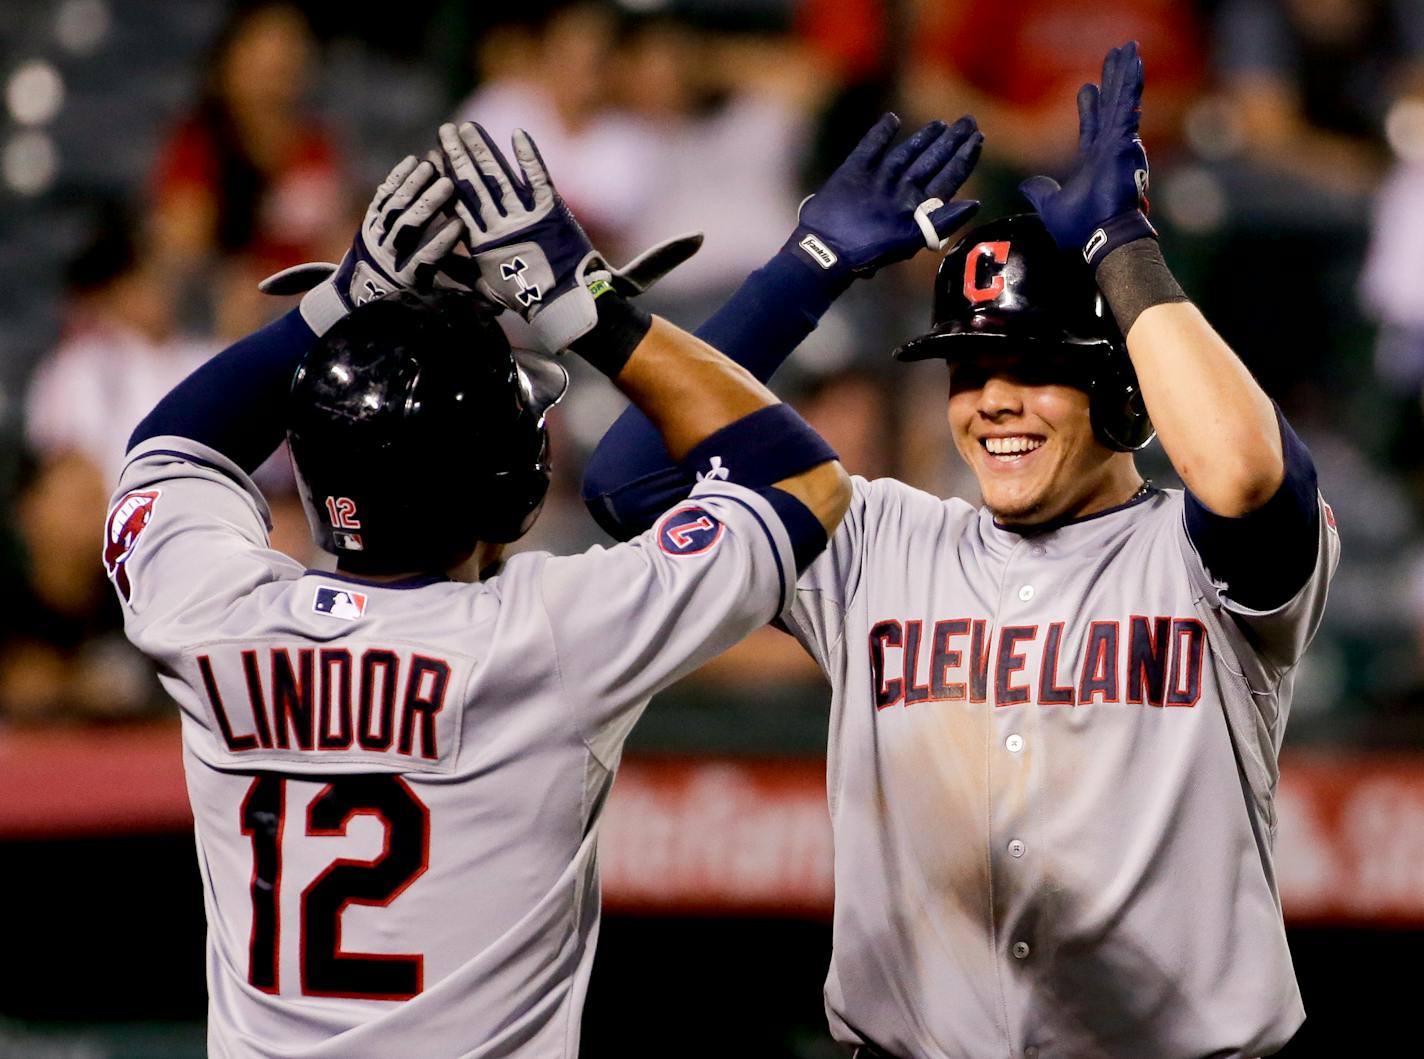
[104,489,161,601]
[314,586,367,620]
[657,505,725,556]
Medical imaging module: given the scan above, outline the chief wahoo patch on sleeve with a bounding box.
[104,489,161,602]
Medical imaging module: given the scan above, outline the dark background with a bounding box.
[4,0,1424,1055]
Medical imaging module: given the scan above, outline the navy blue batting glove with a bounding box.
[787,113,983,281]
[1019,41,1156,268]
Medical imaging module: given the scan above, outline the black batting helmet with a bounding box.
[287,288,568,574]
[892,214,1154,452]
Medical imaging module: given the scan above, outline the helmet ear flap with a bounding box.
[476,466,552,543]
[1089,353,1155,452]
[468,414,553,544]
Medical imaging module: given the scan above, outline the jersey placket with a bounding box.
[986,533,1049,1053]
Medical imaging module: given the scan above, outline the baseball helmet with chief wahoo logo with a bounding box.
[892,213,1154,452]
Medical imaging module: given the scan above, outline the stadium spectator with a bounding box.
[1212,0,1424,195]
[24,212,215,488]
[25,210,316,575]
[612,12,835,314]
[0,451,160,724]
[1362,157,1424,395]
[900,0,1202,174]
[453,3,657,246]
[457,5,834,309]
[151,2,347,281]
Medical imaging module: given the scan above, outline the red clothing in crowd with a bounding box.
[154,111,344,273]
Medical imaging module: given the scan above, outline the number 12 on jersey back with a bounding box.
[239,773,429,1000]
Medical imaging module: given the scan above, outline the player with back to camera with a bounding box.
[102,117,873,1057]
[584,42,1338,1058]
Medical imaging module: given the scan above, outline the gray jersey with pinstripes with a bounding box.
[783,477,1338,1059]
[105,436,798,1059]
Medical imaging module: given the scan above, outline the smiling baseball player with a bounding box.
[584,43,1338,1058]
[104,124,851,1058]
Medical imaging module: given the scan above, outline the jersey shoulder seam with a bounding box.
[788,584,848,667]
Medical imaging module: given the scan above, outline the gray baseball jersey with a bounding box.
[783,477,1339,1059]
[105,435,798,1059]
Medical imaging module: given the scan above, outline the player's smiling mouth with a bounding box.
[980,434,1046,462]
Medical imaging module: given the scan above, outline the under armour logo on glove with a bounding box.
[696,456,730,483]
[439,122,701,353]
[501,257,543,306]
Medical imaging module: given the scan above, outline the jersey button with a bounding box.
[1012,941,1031,960]
[1009,839,1026,858]
[1006,734,1024,753]
[1017,584,1035,602]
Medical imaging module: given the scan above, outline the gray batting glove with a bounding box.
[259,156,465,335]
[438,121,701,352]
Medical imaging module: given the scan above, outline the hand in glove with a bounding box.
[438,121,701,352]
[259,156,465,335]
[1019,41,1156,268]
[788,112,983,280]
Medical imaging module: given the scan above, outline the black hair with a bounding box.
[64,204,140,293]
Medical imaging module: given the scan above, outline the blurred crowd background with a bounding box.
[4,2,1424,1055]
[2,0,1424,747]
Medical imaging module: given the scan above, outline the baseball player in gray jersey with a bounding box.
[104,122,852,1058]
[585,43,1339,1058]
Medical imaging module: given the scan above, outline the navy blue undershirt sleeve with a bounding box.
[696,247,850,381]
[128,308,318,475]
[583,248,847,541]
[1183,405,1320,610]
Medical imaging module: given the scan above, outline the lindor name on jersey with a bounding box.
[868,614,1206,710]
[191,644,459,765]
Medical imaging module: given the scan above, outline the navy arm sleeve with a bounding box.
[582,248,848,541]
[1184,405,1320,610]
[128,308,317,474]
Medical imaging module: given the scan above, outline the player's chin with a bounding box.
[983,489,1049,525]
[981,466,1076,526]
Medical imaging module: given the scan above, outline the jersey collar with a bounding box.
[988,482,1162,537]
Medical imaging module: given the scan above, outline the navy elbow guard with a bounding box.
[678,404,837,490]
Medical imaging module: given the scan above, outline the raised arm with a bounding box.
[1098,266,1282,515]
[1022,41,1320,608]
[127,156,467,473]
[581,113,984,540]
[438,122,857,556]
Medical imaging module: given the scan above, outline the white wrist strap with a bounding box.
[914,197,947,251]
